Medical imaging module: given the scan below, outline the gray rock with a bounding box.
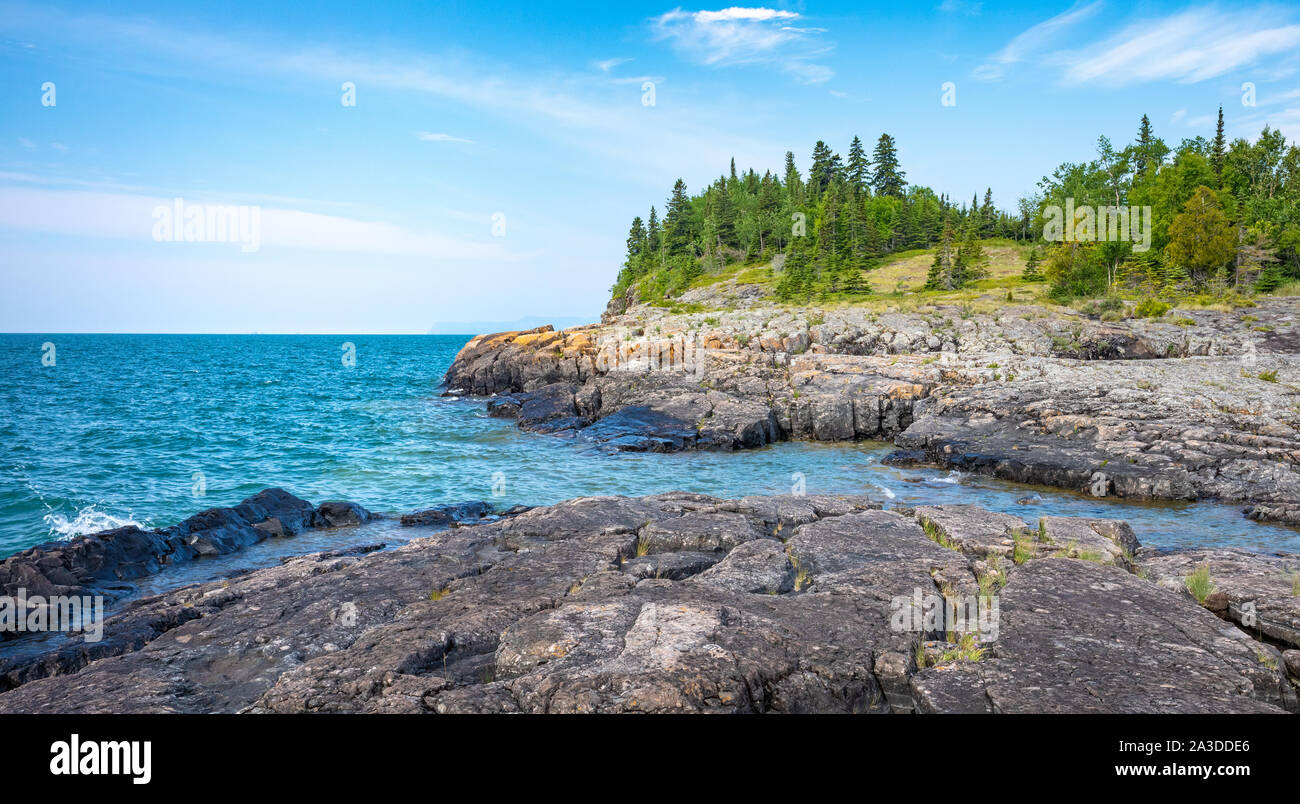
[0,494,1292,714]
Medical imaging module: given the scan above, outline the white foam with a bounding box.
[44,506,147,540]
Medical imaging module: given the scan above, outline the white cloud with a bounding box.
[18,137,36,149]
[1057,8,1300,86]
[593,57,631,72]
[651,7,834,83]
[1170,108,1187,122]
[972,0,1102,81]
[0,186,525,261]
[416,131,474,144]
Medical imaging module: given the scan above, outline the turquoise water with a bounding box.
[2,333,1298,559]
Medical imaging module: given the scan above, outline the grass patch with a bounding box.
[937,633,986,664]
[922,519,959,551]
[1012,531,1035,565]
[429,586,451,601]
[1184,563,1217,604]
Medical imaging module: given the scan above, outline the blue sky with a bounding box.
[2,0,1299,333]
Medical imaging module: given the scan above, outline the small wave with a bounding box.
[877,485,896,499]
[934,471,964,485]
[44,506,147,541]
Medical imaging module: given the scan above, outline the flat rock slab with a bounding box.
[0,494,1293,714]
[912,558,1295,713]
[1141,548,1300,649]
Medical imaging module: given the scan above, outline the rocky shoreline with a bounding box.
[0,489,1295,713]
[5,296,1300,713]
[443,296,1300,522]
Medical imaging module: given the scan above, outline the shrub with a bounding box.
[1134,297,1170,318]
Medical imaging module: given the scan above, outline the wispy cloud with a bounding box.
[972,1,1103,81]
[1057,7,1300,86]
[416,131,474,144]
[0,186,525,261]
[593,57,631,72]
[0,5,787,182]
[651,6,834,83]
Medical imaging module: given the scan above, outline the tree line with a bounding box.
[1032,110,1300,300]
[613,113,1300,306]
[613,133,1027,303]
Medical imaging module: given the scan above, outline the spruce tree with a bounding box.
[664,178,694,256]
[1022,246,1044,281]
[846,135,870,196]
[783,151,804,207]
[926,221,957,290]
[1211,106,1226,180]
[870,134,906,197]
[808,140,836,199]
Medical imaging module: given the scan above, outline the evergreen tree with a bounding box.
[1211,106,1226,180]
[926,221,958,290]
[1022,245,1044,281]
[664,178,695,256]
[871,134,906,197]
[846,135,870,196]
[808,140,837,199]
[1135,114,1154,175]
[955,221,990,286]
[783,151,804,207]
[626,216,646,269]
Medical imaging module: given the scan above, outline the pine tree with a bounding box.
[1211,106,1226,180]
[1135,114,1154,175]
[626,216,646,269]
[955,221,990,286]
[809,140,836,199]
[664,179,695,256]
[870,134,906,197]
[783,151,804,207]
[846,135,870,196]
[1022,245,1044,281]
[926,221,958,290]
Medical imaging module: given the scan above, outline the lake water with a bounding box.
[2,333,1298,564]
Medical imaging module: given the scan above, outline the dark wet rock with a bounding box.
[315,501,373,527]
[398,501,494,527]
[486,394,524,418]
[0,489,351,623]
[579,406,698,452]
[0,493,1293,714]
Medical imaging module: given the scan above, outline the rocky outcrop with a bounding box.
[1141,548,1300,650]
[1,493,1293,713]
[443,298,1300,518]
[0,489,364,618]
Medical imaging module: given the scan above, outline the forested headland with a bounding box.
[612,113,1300,311]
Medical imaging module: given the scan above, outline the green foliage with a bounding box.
[1134,297,1170,318]
[615,134,1033,305]
[1184,563,1216,604]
